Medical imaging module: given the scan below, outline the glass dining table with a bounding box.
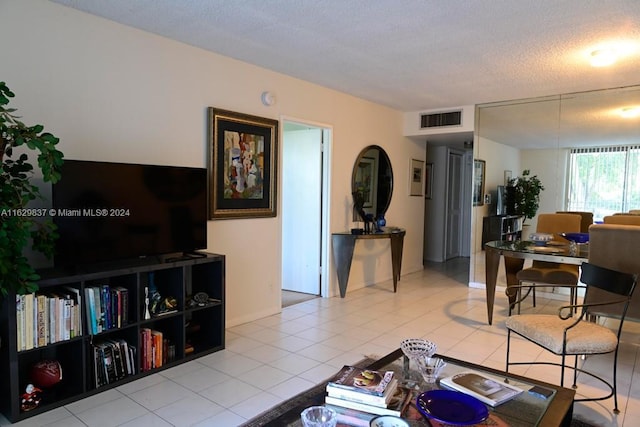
[483,240,589,325]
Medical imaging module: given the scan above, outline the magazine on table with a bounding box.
[440,371,523,407]
[327,365,395,397]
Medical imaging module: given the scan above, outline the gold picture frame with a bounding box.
[208,107,278,219]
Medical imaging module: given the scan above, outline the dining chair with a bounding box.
[603,215,640,226]
[513,213,582,313]
[555,211,593,232]
[505,262,637,413]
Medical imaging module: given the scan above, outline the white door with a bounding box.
[282,127,323,294]
[445,150,464,259]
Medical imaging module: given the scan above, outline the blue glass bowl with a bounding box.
[560,232,589,244]
[416,389,489,425]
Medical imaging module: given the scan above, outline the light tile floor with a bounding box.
[2,258,638,426]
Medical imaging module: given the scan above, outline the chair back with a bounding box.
[536,213,581,241]
[556,211,593,233]
[588,224,640,321]
[581,262,637,298]
[603,215,640,226]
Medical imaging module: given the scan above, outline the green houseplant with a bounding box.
[0,82,64,297]
[506,169,544,222]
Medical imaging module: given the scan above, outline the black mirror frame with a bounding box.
[351,145,393,220]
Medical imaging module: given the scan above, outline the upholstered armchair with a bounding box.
[603,215,640,226]
[588,224,640,321]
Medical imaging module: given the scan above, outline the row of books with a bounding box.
[84,285,129,335]
[140,328,175,372]
[92,339,136,388]
[325,365,413,417]
[16,289,82,351]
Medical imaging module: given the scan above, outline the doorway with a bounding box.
[281,119,332,305]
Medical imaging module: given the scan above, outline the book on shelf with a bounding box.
[141,328,152,371]
[36,294,47,348]
[440,371,524,407]
[84,287,98,334]
[15,295,24,351]
[326,378,398,408]
[325,385,414,417]
[63,286,83,337]
[92,339,136,387]
[23,293,34,350]
[151,330,163,369]
[327,365,395,397]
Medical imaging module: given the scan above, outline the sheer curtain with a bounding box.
[567,145,640,221]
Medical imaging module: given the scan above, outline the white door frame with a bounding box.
[281,116,332,298]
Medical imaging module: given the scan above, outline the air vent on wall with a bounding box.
[420,110,462,128]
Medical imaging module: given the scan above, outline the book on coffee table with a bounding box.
[440,371,523,407]
[325,385,414,417]
[327,365,395,397]
[326,378,398,407]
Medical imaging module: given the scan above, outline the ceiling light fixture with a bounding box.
[620,106,640,119]
[590,48,617,67]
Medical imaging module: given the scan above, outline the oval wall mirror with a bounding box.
[351,145,393,219]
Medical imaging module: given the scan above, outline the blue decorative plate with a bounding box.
[416,390,489,426]
[560,232,589,243]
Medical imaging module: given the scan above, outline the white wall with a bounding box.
[1,0,426,327]
[470,136,520,286]
[423,145,447,262]
[520,148,570,232]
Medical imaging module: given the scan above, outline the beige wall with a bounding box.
[1,0,426,326]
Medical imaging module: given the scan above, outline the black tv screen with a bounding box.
[52,160,208,268]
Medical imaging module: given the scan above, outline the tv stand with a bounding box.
[164,251,208,262]
[0,253,225,423]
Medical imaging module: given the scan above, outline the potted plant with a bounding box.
[0,82,64,297]
[505,169,544,223]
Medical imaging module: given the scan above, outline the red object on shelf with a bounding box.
[30,360,63,389]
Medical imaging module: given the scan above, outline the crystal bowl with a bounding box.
[400,338,437,359]
[529,233,554,246]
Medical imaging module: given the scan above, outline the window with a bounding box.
[567,145,640,221]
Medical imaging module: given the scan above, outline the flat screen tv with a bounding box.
[52,160,208,268]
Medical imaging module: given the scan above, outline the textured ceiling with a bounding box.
[50,0,640,112]
[49,0,640,148]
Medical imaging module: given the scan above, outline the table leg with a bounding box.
[331,234,356,298]
[389,232,405,292]
[485,247,501,325]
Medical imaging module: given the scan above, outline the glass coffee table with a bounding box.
[243,348,575,427]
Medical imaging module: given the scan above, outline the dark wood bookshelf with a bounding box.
[0,253,225,423]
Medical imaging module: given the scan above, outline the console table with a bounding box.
[331,228,405,298]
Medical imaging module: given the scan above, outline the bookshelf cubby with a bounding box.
[0,253,225,423]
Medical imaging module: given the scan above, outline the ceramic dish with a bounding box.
[369,415,410,427]
[560,232,589,244]
[416,389,489,425]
